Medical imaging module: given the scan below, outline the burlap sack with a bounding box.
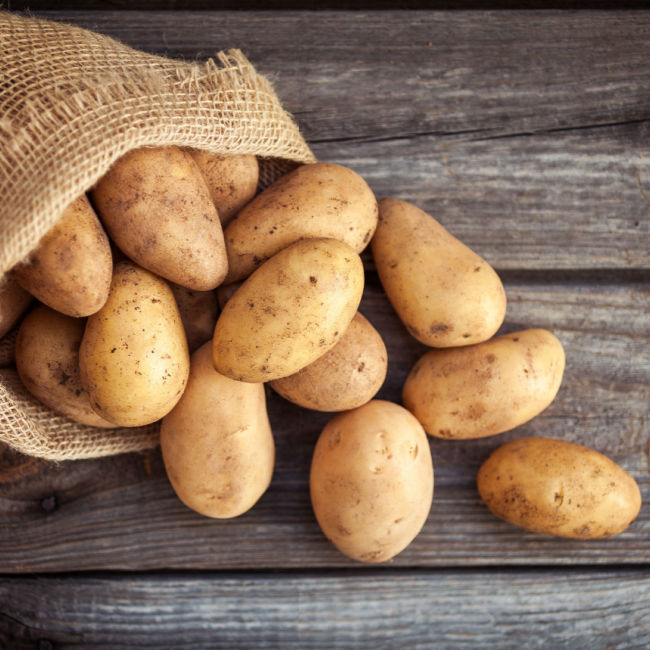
[0,12,316,461]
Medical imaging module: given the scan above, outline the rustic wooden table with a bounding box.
[1,9,649,649]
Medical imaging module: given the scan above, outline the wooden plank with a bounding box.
[0,277,647,571]
[1,569,649,648]
[29,10,650,269]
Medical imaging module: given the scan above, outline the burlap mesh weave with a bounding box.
[0,12,316,461]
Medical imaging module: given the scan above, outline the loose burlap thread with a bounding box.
[0,12,316,461]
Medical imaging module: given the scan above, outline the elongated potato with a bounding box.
[403,329,565,439]
[223,162,378,283]
[169,282,219,353]
[477,437,642,538]
[310,400,434,563]
[15,306,115,427]
[79,261,189,426]
[161,342,275,518]
[270,312,387,412]
[372,198,506,347]
[91,146,227,291]
[12,194,112,317]
[0,277,32,338]
[188,151,259,225]
[213,238,364,383]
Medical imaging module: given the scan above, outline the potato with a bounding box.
[372,198,506,347]
[477,437,642,539]
[12,194,112,317]
[91,146,227,291]
[79,261,190,426]
[216,281,243,310]
[0,277,32,338]
[223,162,378,283]
[213,238,364,383]
[403,329,565,440]
[270,312,387,411]
[161,342,274,518]
[15,305,115,428]
[310,400,433,563]
[169,282,219,353]
[188,151,259,226]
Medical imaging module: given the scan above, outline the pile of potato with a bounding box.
[1,147,641,563]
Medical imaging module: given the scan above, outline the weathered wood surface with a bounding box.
[1,569,649,649]
[1,277,647,571]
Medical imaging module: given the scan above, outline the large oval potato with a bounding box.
[310,400,434,563]
[270,312,387,412]
[188,150,259,226]
[403,329,565,439]
[79,261,189,426]
[169,282,219,353]
[12,194,112,317]
[372,198,506,347]
[477,437,642,539]
[213,238,364,383]
[0,277,32,338]
[161,342,275,519]
[15,305,115,428]
[91,146,227,291]
[223,162,378,283]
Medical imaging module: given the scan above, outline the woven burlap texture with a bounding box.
[0,12,316,461]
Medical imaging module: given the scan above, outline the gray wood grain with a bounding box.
[33,10,650,269]
[1,569,649,648]
[0,278,647,571]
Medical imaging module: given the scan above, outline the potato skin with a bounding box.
[270,312,387,412]
[477,437,642,539]
[161,342,274,519]
[13,194,112,317]
[15,305,115,428]
[372,198,506,347]
[91,146,227,291]
[310,400,433,563]
[403,329,565,440]
[223,162,378,283]
[188,151,259,225]
[0,277,32,338]
[169,282,219,353]
[79,261,190,426]
[213,238,364,383]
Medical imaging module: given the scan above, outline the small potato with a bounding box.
[223,162,378,283]
[12,194,112,317]
[477,437,642,539]
[403,329,565,440]
[188,151,259,225]
[15,306,115,427]
[310,400,433,563]
[0,277,32,338]
[372,198,506,347]
[270,312,387,412]
[213,238,364,383]
[91,146,227,291]
[79,261,189,427]
[169,282,219,353]
[161,342,275,518]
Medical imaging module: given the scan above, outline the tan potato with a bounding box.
[15,306,116,427]
[477,437,642,539]
[12,194,112,317]
[188,151,259,225]
[169,282,219,353]
[270,312,387,411]
[91,146,227,291]
[310,400,433,563]
[372,198,506,347]
[213,238,364,383]
[223,162,378,283]
[403,329,565,440]
[79,261,189,426]
[0,277,32,338]
[161,342,274,518]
